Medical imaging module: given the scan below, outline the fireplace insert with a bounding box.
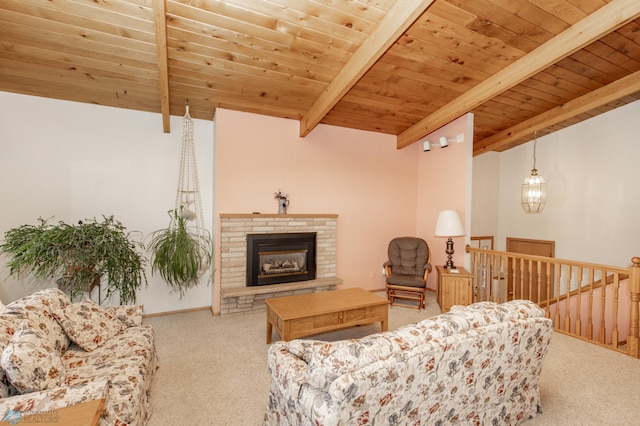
[246,232,316,286]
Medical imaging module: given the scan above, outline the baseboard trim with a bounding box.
[142,306,212,318]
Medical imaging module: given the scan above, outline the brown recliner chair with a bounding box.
[384,237,432,310]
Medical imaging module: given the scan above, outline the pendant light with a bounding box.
[521,133,547,213]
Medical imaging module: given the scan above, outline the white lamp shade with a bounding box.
[434,210,465,237]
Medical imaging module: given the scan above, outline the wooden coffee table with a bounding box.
[265,287,389,343]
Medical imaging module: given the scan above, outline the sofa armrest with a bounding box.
[266,342,318,425]
[0,378,108,419]
[267,342,309,398]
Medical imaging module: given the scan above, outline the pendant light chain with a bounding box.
[532,134,537,171]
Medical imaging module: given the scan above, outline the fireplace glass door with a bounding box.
[247,233,316,286]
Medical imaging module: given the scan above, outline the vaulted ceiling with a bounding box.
[2,0,640,155]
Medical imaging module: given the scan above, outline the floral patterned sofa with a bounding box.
[0,288,158,425]
[264,300,552,425]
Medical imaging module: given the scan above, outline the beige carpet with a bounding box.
[144,295,640,425]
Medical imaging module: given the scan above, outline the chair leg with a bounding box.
[386,285,426,310]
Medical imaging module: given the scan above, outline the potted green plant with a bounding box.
[0,215,147,304]
[147,208,212,298]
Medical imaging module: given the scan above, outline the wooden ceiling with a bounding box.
[2,0,640,155]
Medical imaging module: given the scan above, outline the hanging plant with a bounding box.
[148,208,212,298]
[149,102,212,298]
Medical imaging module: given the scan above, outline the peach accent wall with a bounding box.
[416,115,473,290]
[213,109,472,312]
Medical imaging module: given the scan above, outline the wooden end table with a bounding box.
[436,265,474,313]
[265,287,389,343]
[0,398,104,426]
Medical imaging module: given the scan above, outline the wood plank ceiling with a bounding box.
[1,0,640,155]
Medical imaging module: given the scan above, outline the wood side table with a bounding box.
[0,399,104,426]
[436,266,473,313]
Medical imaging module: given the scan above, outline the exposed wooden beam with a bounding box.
[397,0,640,149]
[299,0,436,137]
[152,0,170,133]
[474,70,640,156]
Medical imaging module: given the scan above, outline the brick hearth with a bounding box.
[219,214,342,315]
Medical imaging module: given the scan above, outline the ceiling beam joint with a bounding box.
[299,0,436,138]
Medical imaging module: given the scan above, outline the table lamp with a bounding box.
[434,210,465,269]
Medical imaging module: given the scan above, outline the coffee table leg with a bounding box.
[266,308,273,344]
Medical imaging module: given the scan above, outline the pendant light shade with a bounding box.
[521,134,546,213]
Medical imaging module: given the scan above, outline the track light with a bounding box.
[422,133,464,152]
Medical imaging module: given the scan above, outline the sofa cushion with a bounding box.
[52,300,125,352]
[62,325,158,424]
[1,321,66,394]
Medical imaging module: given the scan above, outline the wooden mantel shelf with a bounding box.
[220,213,338,218]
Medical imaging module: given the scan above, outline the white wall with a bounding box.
[471,151,500,237]
[0,92,214,314]
[472,100,640,267]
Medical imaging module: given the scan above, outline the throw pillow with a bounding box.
[52,300,126,352]
[1,321,66,394]
[104,305,143,328]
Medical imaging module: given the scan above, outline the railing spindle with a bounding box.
[587,268,594,340]
[613,272,619,349]
[600,268,607,344]
[627,257,640,357]
[576,267,583,337]
[554,264,561,329]
[565,266,573,333]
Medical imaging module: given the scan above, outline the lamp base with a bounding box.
[444,237,456,269]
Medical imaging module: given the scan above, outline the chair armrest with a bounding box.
[383,261,392,277]
[423,263,433,281]
[0,379,108,419]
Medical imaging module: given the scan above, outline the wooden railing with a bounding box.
[466,245,640,358]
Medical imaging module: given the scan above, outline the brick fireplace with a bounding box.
[219,214,342,315]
